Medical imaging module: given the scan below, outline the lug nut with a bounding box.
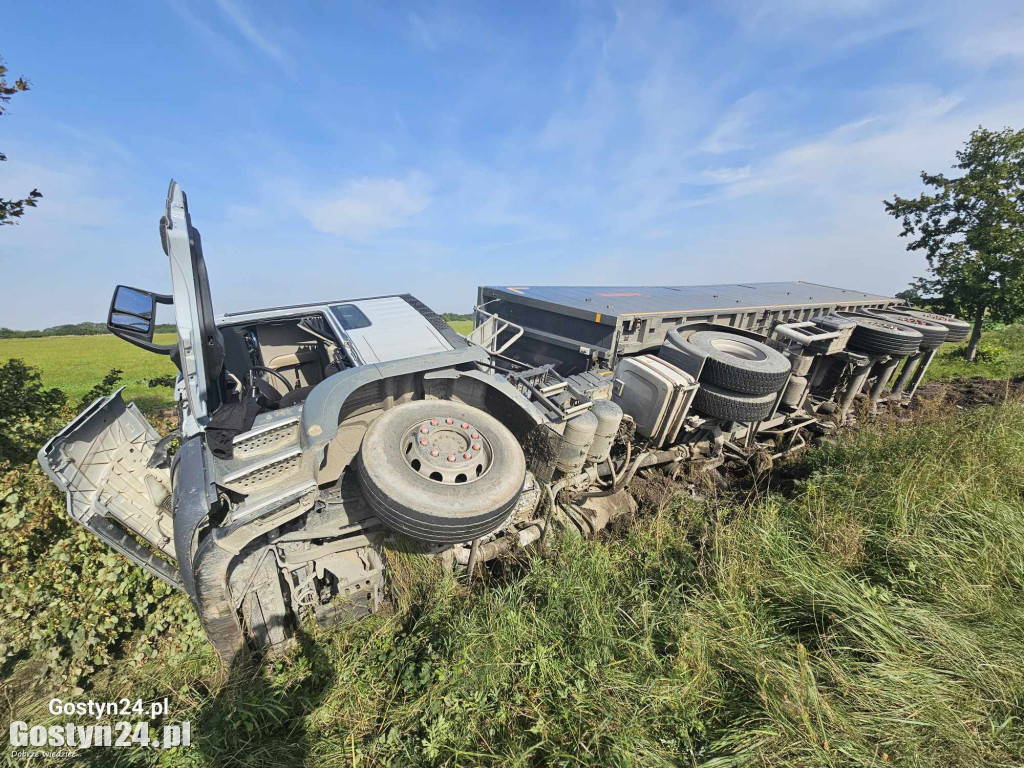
[446,418,454,425]
[430,449,439,457]
[419,439,429,446]
[471,433,479,439]
[419,426,429,434]
[461,422,470,429]
[430,419,438,426]
[447,454,456,462]
[463,452,472,459]
[472,443,481,451]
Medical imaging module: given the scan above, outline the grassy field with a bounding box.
[6,396,1024,767]
[0,333,180,413]
[0,322,476,415]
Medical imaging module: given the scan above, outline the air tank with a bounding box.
[554,409,599,475]
[780,375,808,408]
[586,399,623,464]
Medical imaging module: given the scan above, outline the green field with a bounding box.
[0,332,180,413]
[0,322,476,415]
[925,323,1024,381]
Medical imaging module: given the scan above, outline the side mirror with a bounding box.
[107,285,176,355]
[109,286,156,339]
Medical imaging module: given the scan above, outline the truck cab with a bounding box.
[39,181,541,662]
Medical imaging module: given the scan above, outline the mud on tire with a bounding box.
[864,309,949,349]
[902,310,971,343]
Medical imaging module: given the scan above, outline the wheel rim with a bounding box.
[709,337,767,361]
[879,312,944,332]
[401,414,494,485]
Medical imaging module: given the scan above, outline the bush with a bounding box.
[0,358,65,464]
[0,361,201,687]
[972,340,1009,364]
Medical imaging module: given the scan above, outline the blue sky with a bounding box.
[2,0,1023,328]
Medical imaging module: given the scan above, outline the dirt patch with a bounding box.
[522,424,558,476]
[629,471,681,514]
[914,377,1024,409]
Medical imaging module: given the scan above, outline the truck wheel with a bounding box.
[864,309,949,349]
[357,400,526,544]
[902,310,971,343]
[819,315,922,357]
[692,384,776,422]
[665,329,791,395]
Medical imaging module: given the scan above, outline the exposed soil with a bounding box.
[914,377,1024,409]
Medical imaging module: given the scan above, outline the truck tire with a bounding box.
[692,384,776,422]
[901,310,971,343]
[664,329,791,395]
[864,309,949,349]
[818,315,922,357]
[357,400,526,544]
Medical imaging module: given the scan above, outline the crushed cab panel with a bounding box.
[38,389,182,589]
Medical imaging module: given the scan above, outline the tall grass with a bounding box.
[38,401,1022,767]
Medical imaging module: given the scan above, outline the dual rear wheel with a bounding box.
[662,329,792,422]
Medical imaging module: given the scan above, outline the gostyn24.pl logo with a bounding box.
[9,697,191,755]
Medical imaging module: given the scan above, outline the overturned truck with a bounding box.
[39,182,970,664]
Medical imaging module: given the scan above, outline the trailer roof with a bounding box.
[481,281,893,318]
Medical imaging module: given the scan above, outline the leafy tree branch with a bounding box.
[0,57,42,226]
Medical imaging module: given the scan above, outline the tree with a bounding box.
[894,287,923,305]
[884,126,1024,361]
[0,58,42,225]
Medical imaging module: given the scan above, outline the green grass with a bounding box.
[0,321,476,416]
[0,333,180,413]
[4,319,1024,767]
[7,400,1023,767]
[926,323,1024,382]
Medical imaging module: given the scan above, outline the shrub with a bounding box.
[0,362,201,687]
[972,340,1009,364]
[0,358,65,464]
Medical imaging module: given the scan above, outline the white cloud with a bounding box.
[718,91,1003,202]
[167,0,248,70]
[305,174,431,238]
[702,165,753,184]
[0,158,121,232]
[958,17,1024,64]
[211,0,291,67]
[407,12,439,52]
